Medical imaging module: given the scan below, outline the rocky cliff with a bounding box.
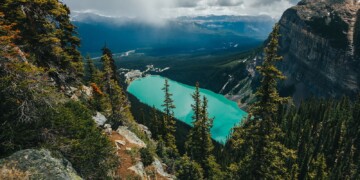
[276,0,360,101]
[224,0,360,105]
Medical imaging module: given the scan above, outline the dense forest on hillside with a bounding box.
[0,0,359,179]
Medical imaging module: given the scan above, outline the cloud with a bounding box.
[176,0,199,7]
[251,0,298,7]
[61,0,299,25]
[210,0,244,6]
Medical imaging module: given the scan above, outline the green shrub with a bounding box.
[140,148,154,167]
[41,101,119,179]
[175,155,204,180]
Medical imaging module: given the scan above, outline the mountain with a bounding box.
[221,0,360,105]
[72,13,275,56]
[276,0,360,101]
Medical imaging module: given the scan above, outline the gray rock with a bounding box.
[117,126,146,148]
[104,123,112,135]
[0,149,82,180]
[128,162,146,179]
[92,112,107,126]
[138,124,152,139]
[152,158,175,180]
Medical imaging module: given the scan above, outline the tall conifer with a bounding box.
[161,79,177,154]
[186,83,221,179]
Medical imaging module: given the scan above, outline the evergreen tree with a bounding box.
[228,24,297,179]
[101,45,119,81]
[97,53,132,126]
[251,23,289,124]
[150,106,161,139]
[161,79,177,154]
[0,0,83,76]
[175,155,204,180]
[0,12,19,60]
[186,82,202,161]
[85,56,97,83]
[186,83,222,179]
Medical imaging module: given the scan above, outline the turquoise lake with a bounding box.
[127,75,247,143]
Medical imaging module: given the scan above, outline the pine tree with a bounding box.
[1,0,83,76]
[161,79,177,154]
[175,155,204,180]
[186,83,222,179]
[229,24,297,179]
[251,23,289,124]
[86,56,95,82]
[186,82,202,161]
[98,53,131,125]
[150,106,161,140]
[101,45,119,81]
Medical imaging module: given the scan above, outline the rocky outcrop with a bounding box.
[128,162,146,178]
[223,0,360,106]
[117,126,147,148]
[0,149,82,180]
[152,158,175,179]
[276,0,360,101]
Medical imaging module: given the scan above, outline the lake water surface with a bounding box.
[127,75,247,143]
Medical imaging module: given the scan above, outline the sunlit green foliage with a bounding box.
[0,0,83,76]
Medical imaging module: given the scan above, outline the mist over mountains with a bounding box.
[72,12,276,56]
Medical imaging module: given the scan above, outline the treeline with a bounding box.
[224,96,360,179]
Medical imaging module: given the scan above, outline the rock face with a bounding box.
[0,149,82,180]
[117,126,147,148]
[222,0,360,107]
[277,0,360,101]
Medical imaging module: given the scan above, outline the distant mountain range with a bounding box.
[71,12,276,56]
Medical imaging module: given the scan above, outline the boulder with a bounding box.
[117,126,146,148]
[128,162,146,179]
[92,112,107,126]
[0,149,82,180]
[152,158,175,180]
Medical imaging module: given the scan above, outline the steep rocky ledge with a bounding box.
[277,0,360,101]
[223,0,360,106]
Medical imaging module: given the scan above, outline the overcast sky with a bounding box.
[62,0,299,25]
